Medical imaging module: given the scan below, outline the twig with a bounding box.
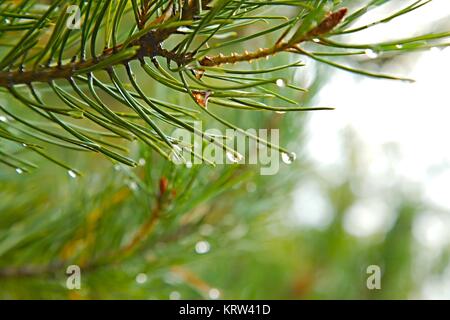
[199,8,347,67]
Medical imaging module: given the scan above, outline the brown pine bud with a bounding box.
[159,176,168,195]
[307,8,348,38]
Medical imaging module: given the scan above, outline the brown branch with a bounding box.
[199,8,347,67]
[109,176,171,260]
[0,31,191,87]
[0,0,207,87]
[199,41,291,67]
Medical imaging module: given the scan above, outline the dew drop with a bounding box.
[226,151,243,163]
[275,110,286,114]
[128,181,138,190]
[135,273,148,284]
[364,49,378,59]
[138,158,146,166]
[430,47,440,54]
[395,44,403,49]
[276,79,286,87]
[169,291,181,300]
[312,38,321,43]
[177,26,191,33]
[195,240,210,254]
[68,170,78,179]
[0,116,7,122]
[208,288,221,300]
[15,168,23,174]
[281,152,296,164]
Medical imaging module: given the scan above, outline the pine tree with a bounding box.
[0,0,448,299]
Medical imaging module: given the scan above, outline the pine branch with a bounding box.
[199,8,347,66]
[0,0,448,174]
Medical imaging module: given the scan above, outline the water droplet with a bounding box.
[186,161,193,168]
[192,90,211,109]
[68,170,78,179]
[15,168,23,174]
[4,19,10,24]
[114,164,121,171]
[135,273,148,284]
[312,38,321,43]
[0,116,7,122]
[128,181,138,190]
[364,49,378,59]
[281,152,296,164]
[169,291,181,300]
[395,44,403,49]
[195,240,210,254]
[208,288,220,300]
[226,151,243,163]
[275,110,286,114]
[177,26,191,33]
[276,79,286,87]
[430,47,440,54]
[138,158,146,166]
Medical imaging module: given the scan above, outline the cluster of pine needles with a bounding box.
[0,0,448,174]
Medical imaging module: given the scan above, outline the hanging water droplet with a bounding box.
[430,47,440,54]
[281,151,296,164]
[186,161,193,168]
[208,288,221,300]
[364,49,378,59]
[177,26,191,33]
[169,291,181,300]
[135,273,148,284]
[138,158,146,166]
[195,240,210,254]
[0,116,7,122]
[226,151,243,163]
[312,38,321,43]
[275,110,286,114]
[395,44,403,49]
[128,181,138,190]
[68,170,78,179]
[276,79,286,87]
[15,168,23,174]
